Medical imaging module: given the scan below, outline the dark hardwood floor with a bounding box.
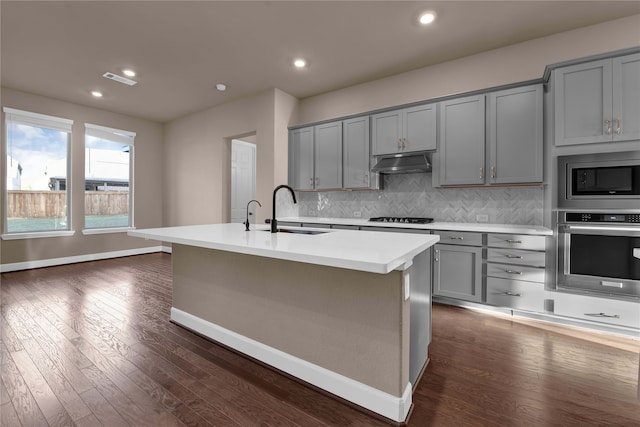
[1,253,638,426]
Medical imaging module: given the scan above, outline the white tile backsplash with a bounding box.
[281,173,544,225]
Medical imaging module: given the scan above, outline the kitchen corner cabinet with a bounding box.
[343,116,372,189]
[488,85,543,184]
[289,123,342,191]
[371,103,437,156]
[438,95,486,186]
[432,231,483,303]
[554,53,640,146]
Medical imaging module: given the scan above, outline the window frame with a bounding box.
[2,107,74,240]
[82,123,136,235]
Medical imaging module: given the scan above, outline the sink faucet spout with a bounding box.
[271,185,297,233]
[244,199,262,231]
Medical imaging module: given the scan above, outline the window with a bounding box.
[4,107,72,235]
[84,123,135,231]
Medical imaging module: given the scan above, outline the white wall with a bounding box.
[295,14,640,126]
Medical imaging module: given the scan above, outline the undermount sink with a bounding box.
[263,228,329,235]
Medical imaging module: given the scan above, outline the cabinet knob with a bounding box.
[505,254,523,259]
[503,291,521,297]
[615,119,621,135]
[449,236,464,240]
[480,167,484,179]
[505,269,523,275]
[605,119,612,135]
[506,239,522,244]
[491,166,496,179]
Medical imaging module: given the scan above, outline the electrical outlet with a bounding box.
[476,214,489,222]
[308,210,316,216]
[353,211,362,217]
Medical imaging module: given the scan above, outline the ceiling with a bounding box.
[2,1,639,123]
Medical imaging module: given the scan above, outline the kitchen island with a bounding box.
[129,223,439,422]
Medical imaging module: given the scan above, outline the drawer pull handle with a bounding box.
[585,312,620,319]
[503,291,521,297]
[505,269,522,275]
[505,254,523,259]
[601,281,623,288]
[506,239,522,244]
[449,236,464,240]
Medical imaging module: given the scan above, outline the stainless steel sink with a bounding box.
[262,228,329,235]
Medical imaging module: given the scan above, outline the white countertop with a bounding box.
[279,217,553,236]
[129,223,439,274]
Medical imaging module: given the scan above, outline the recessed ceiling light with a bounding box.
[122,69,136,77]
[91,91,103,98]
[293,58,306,68]
[419,12,436,25]
[216,83,227,92]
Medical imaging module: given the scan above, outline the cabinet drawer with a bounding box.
[487,233,545,251]
[486,248,546,268]
[486,278,546,312]
[551,292,640,329]
[435,231,483,246]
[487,262,545,283]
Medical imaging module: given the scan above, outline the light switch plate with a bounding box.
[404,273,410,301]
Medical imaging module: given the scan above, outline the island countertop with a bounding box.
[129,223,439,274]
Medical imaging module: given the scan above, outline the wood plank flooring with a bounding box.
[1,253,639,426]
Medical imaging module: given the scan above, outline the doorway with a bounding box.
[231,139,257,224]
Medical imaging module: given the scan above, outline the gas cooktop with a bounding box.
[368,217,434,224]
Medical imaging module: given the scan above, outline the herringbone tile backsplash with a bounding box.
[281,173,544,225]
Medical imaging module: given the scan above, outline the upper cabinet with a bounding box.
[488,85,543,184]
[289,117,378,191]
[314,122,343,190]
[288,123,342,191]
[554,53,640,146]
[436,85,543,187]
[371,104,437,156]
[289,127,315,190]
[438,95,486,186]
[343,116,372,189]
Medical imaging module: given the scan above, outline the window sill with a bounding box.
[1,230,76,240]
[82,227,135,235]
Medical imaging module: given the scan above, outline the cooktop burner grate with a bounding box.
[368,217,434,224]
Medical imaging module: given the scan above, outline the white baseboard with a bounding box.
[171,307,412,422]
[0,245,172,272]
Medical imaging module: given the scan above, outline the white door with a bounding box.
[231,139,257,224]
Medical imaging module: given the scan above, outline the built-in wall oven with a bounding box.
[557,212,640,300]
[557,150,640,301]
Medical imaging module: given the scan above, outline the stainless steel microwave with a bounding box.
[558,151,640,210]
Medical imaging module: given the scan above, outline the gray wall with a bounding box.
[296,174,544,225]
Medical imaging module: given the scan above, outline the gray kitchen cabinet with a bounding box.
[314,121,343,190]
[486,233,547,312]
[289,126,314,190]
[488,85,543,184]
[371,103,437,156]
[288,122,342,191]
[438,95,486,186]
[343,116,372,189]
[554,53,640,146]
[432,231,483,303]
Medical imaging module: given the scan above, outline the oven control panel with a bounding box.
[566,212,640,223]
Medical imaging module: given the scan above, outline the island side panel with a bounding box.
[171,244,409,397]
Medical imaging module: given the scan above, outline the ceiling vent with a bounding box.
[102,72,137,86]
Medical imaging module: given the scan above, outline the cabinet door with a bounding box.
[371,110,401,155]
[489,85,543,184]
[439,95,486,186]
[289,127,314,190]
[554,60,613,146]
[343,116,371,189]
[404,104,437,152]
[314,122,342,190]
[612,53,640,142]
[433,244,483,302]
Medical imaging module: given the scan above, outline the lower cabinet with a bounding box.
[433,243,483,303]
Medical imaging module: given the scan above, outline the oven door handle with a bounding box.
[560,224,640,237]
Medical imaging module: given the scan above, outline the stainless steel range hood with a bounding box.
[371,152,432,174]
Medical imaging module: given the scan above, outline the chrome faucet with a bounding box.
[244,199,262,231]
[271,185,297,233]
